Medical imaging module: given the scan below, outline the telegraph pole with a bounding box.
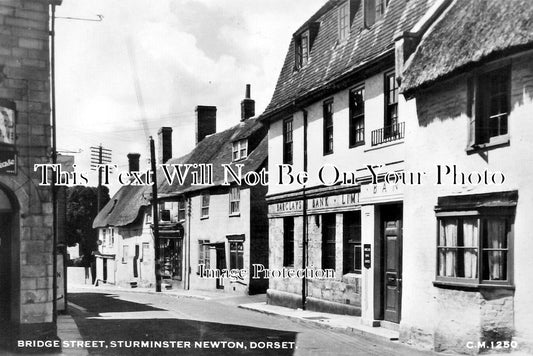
[150,137,162,292]
[90,145,112,211]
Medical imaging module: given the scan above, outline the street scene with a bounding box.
[61,286,435,356]
[1,0,533,355]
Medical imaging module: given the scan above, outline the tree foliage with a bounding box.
[65,186,110,256]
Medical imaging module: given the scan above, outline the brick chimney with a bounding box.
[195,106,217,145]
[240,84,255,121]
[158,127,173,163]
[127,153,140,172]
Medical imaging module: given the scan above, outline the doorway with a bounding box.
[215,244,226,289]
[381,204,402,324]
[0,213,12,323]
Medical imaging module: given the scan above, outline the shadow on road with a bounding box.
[69,293,297,356]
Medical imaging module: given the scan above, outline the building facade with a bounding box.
[158,90,269,294]
[397,0,533,353]
[261,0,434,322]
[0,0,61,350]
[94,87,270,295]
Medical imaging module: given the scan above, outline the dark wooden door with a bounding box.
[215,244,226,289]
[133,245,139,278]
[0,214,11,322]
[383,216,402,323]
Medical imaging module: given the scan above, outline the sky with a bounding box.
[55,0,325,193]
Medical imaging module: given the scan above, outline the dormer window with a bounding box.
[232,139,248,161]
[295,31,309,70]
[364,0,390,28]
[338,1,350,42]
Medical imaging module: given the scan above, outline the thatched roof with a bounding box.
[261,0,434,121]
[93,154,190,229]
[401,0,533,95]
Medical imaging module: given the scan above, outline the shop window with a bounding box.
[322,214,336,270]
[435,191,515,287]
[229,187,240,215]
[343,211,361,273]
[468,65,510,148]
[283,217,294,267]
[349,86,365,147]
[229,241,244,270]
[283,118,293,165]
[323,99,334,155]
[198,240,210,272]
[201,193,210,218]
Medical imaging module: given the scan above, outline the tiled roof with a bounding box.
[261,0,435,120]
[159,117,268,196]
[401,0,533,94]
[93,118,266,228]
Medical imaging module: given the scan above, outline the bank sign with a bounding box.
[268,192,360,217]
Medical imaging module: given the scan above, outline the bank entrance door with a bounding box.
[0,213,11,322]
[382,205,402,323]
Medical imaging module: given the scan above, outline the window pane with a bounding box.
[438,219,457,277]
[462,218,478,278]
[483,251,507,281]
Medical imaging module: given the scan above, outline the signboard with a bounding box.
[0,103,15,145]
[268,191,360,217]
[0,99,17,175]
[0,150,16,174]
[363,244,371,269]
[360,182,403,204]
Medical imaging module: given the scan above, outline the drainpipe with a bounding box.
[301,108,308,310]
[186,195,191,290]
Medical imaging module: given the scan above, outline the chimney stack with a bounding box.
[195,106,217,145]
[240,84,255,121]
[127,153,140,172]
[158,127,173,163]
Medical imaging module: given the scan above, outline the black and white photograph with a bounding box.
[0,0,532,355]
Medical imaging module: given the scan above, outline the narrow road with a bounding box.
[67,289,435,356]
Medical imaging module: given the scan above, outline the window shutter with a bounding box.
[364,0,376,28]
[466,76,476,148]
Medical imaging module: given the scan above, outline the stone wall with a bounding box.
[268,213,361,315]
[0,0,55,344]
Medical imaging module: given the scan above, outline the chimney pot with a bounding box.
[195,106,217,145]
[127,153,140,173]
[158,127,173,163]
[240,84,255,122]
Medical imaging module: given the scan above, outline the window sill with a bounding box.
[433,280,515,291]
[323,151,333,156]
[200,216,209,220]
[466,135,510,154]
[229,213,241,218]
[349,141,365,149]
